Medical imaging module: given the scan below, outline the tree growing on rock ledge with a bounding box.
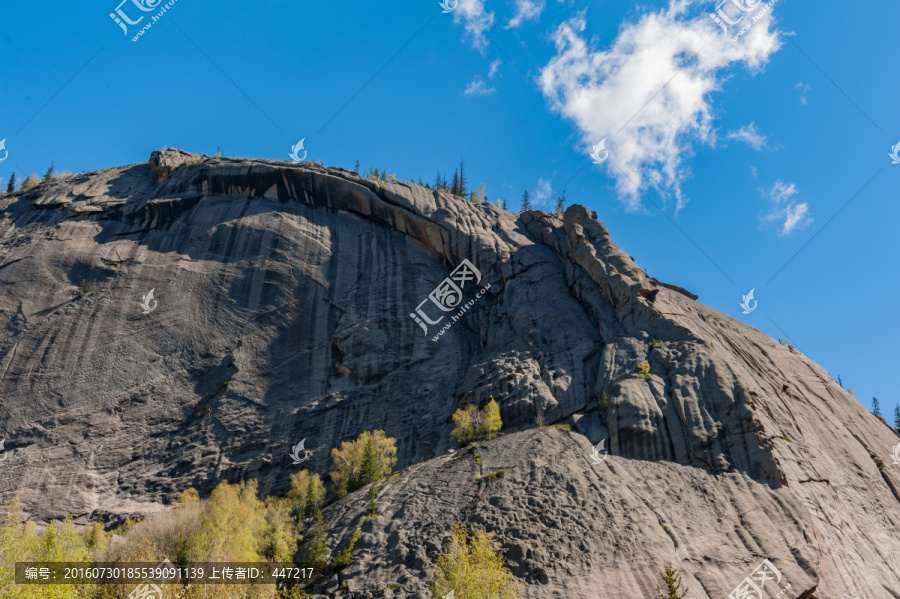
[431,522,521,599]
[450,399,503,446]
[329,430,398,498]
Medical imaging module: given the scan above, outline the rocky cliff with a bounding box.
[0,149,898,597]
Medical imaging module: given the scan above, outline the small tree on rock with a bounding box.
[656,563,689,599]
[520,190,531,213]
[6,173,15,193]
[330,430,398,498]
[450,399,503,446]
[872,397,882,418]
[431,522,521,599]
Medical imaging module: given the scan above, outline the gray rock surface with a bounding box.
[0,149,898,597]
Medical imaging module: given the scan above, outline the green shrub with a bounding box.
[367,484,380,518]
[636,361,652,380]
[476,470,505,483]
[431,523,521,599]
[330,529,362,570]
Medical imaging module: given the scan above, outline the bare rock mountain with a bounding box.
[0,149,898,597]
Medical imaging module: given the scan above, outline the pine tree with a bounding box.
[43,162,54,181]
[894,406,900,433]
[520,190,531,213]
[451,169,460,196]
[418,177,424,186]
[380,171,387,181]
[435,171,443,190]
[555,190,566,217]
[6,173,14,193]
[353,437,379,492]
[371,167,379,180]
[330,430,398,498]
[502,199,507,211]
[354,159,360,174]
[304,477,319,519]
[301,509,329,572]
[872,397,882,418]
[458,159,467,198]
[656,563,689,598]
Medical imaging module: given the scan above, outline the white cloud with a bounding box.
[453,0,495,50]
[727,122,767,150]
[795,81,810,106]
[488,58,502,79]
[533,177,553,208]
[539,1,782,212]
[464,77,496,96]
[507,0,544,29]
[762,181,812,235]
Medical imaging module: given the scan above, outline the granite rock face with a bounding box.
[0,149,898,597]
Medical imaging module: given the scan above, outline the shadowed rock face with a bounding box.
[0,149,898,597]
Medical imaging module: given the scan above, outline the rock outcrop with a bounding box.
[0,149,898,597]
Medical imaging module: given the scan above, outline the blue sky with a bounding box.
[2,0,898,423]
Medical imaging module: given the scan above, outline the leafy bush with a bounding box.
[471,446,483,468]
[636,361,652,380]
[367,484,380,518]
[330,430,398,498]
[656,563,689,598]
[431,523,521,599]
[450,399,503,446]
[330,529,362,570]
